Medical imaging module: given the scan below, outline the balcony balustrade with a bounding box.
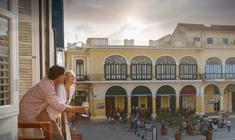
[76,73,235,81]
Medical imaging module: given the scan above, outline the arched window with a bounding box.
[155,56,176,80]
[131,56,152,80]
[225,57,235,79]
[104,55,127,80]
[205,57,222,79]
[179,56,197,79]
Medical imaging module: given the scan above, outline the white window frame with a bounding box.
[74,58,85,80]
[0,1,19,119]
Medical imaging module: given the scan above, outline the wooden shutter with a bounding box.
[18,0,33,96]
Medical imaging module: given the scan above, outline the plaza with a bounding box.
[78,117,235,140]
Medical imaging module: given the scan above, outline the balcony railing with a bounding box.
[18,112,72,140]
[76,73,235,81]
[62,112,72,140]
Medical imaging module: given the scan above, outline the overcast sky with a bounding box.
[64,0,235,45]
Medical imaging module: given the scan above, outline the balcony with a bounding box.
[18,112,81,140]
[206,42,235,48]
[76,73,235,82]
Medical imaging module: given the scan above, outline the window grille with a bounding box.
[205,57,222,79]
[0,0,9,10]
[131,56,152,80]
[179,56,197,79]
[0,16,10,106]
[155,56,176,80]
[76,59,84,80]
[104,55,127,80]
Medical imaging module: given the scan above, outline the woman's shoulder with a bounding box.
[69,85,75,94]
[56,83,66,92]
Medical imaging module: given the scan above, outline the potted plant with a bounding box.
[201,127,213,140]
[156,112,169,135]
[169,111,183,140]
[185,112,198,135]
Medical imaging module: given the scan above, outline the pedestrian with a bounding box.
[227,119,231,132]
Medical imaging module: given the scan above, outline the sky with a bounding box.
[64,0,235,45]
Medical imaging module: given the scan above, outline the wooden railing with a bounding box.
[18,122,51,140]
[18,112,72,140]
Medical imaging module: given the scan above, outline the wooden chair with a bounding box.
[18,122,51,140]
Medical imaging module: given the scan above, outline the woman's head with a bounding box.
[64,70,75,85]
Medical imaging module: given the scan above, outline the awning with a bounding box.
[157,85,175,96]
[105,86,127,97]
[131,86,152,96]
[180,85,196,96]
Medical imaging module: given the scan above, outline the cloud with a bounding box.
[64,0,235,45]
[74,23,94,33]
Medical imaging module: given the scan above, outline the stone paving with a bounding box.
[76,118,235,140]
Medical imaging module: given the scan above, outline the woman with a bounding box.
[46,70,87,139]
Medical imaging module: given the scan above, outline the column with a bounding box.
[200,95,205,114]
[152,96,156,119]
[176,95,180,111]
[220,94,224,112]
[196,95,200,113]
[127,96,131,118]
[229,92,232,112]
[200,87,205,115]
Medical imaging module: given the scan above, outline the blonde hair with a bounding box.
[65,70,74,76]
[64,70,75,81]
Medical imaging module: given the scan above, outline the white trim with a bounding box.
[32,0,40,84]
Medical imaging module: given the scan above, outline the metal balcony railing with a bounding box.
[76,73,235,81]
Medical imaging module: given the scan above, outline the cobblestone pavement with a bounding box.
[76,118,235,140]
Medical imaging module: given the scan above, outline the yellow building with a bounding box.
[65,23,235,120]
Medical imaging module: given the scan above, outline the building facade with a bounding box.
[65,23,235,120]
[0,0,60,139]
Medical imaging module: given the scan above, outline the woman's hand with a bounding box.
[65,105,88,113]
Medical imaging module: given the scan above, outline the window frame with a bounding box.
[0,1,18,118]
[223,38,229,45]
[130,56,152,80]
[104,63,127,80]
[205,64,222,79]
[179,57,198,80]
[155,64,176,80]
[207,37,213,44]
[104,55,127,80]
[131,64,152,80]
[193,37,200,42]
[225,58,235,79]
[155,56,176,80]
[75,59,85,81]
